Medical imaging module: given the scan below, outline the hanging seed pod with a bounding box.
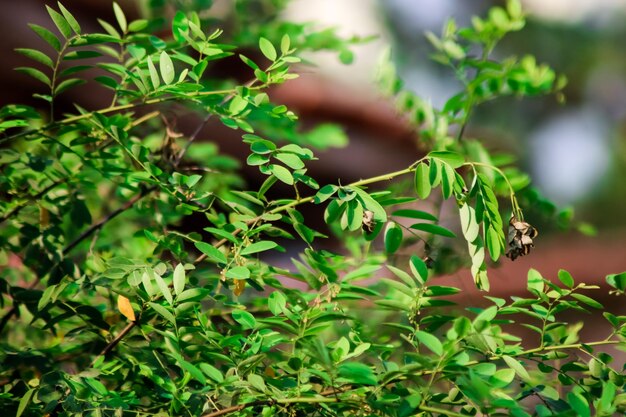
[362,210,375,232]
[506,216,538,261]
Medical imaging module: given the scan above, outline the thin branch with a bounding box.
[0,87,250,146]
[0,179,64,225]
[90,320,137,367]
[62,186,155,255]
[174,78,258,166]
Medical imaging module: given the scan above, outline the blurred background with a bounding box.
[2,0,626,302]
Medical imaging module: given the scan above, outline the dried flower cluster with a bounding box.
[506,216,538,261]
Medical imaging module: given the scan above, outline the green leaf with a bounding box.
[153,271,173,305]
[429,151,464,168]
[173,264,185,296]
[486,226,501,262]
[269,164,293,185]
[502,355,531,381]
[232,309,256,329]
[241,241,278,256]
[225,266,250,280]
[57,2,81,34]
[46,5,72,39]
[229,95,247,115]
[259,37,277,61]
[16,67,51,86]
[179,359,206,384]
[567,391,590,417]
[415,330,443,355]
[606,271,626,292]
[275,153,305,170]
[112,2,128,32]
[194,242,227,264]
[15,48,54,68]
[248,373,266,391]
[527,269,544,294]
[16,388,35,417]
[176,288,209,303]
[97,18,121,39]
[199,363,224,383]
[147,56,160,89]
[29,24,62,51]
[490,368,515,387]
[570,293,603,309]
[409,255,428,283]
[474,305,497,325]
[598,381,617,414]
[159,51,175,85]
[409,223,456,238]
[280,34,291,54]
[149,302,176,325]
[459,203,479,242]
[268,291,287,315]
[54,78,85,95]
[557,269,574,288]
[315,184,338,204]
[384,222,403,255]
[338,362,378,385]
[350,187,387,222]
[391,209,437,221]
[414,162,431,199]
[128,19,149,32]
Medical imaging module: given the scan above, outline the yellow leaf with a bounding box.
[117,294,136,322]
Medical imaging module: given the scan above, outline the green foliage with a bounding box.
[1,1,625,416]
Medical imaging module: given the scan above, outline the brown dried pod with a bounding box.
[362,210,375,232]
[506,216,538,261]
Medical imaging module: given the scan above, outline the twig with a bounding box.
[62,186,154,255]
[174,78,257,166]
[90,321,136,367]
[0,179,63,225]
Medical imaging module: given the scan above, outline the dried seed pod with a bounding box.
[506,216,538,261]
[362,210,375,232]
